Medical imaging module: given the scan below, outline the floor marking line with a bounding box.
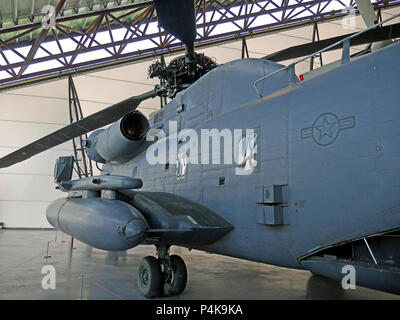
[86,277,127,300]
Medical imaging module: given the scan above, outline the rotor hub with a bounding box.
[148,52,218,98]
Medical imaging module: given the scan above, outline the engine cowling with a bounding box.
[85,111,150,163]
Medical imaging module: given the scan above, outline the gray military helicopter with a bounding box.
[1,0,400,298]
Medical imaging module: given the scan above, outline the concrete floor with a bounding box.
[0,230,399,300]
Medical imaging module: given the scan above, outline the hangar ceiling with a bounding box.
[0,0,399,91]
[0,1,169,27]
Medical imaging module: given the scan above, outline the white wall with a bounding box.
[0,80,72,227]
[0,56,165,227]
[0,7,398,228]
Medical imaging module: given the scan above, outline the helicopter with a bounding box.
[0,0,400,298]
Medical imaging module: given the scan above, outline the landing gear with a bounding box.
[138,256,162,298]
[137,246,187,298]
[164,255,187,296]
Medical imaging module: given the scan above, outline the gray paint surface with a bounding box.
[106,44,399,259]
[43,42,400,294]
[97,43,400,293]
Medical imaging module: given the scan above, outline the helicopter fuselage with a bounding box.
[104,42,400,294]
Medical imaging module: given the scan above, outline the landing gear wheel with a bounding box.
[138,256,162,298]
[164,255,187,296]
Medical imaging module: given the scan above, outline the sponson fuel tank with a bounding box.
[47,197,149,251]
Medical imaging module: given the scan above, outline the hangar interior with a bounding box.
[0,0,399,299]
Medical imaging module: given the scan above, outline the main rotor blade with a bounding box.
[355,0,377,27]
[264,22,400,62]
[0,90,157,169]
[153,0,196,50]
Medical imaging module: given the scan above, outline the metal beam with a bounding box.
[17,0,67,78]
[13,0,19,25]
[68,75,93,179]
[0,0,399,91]
[310,22,323,71]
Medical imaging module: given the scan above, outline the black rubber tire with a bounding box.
[165,255,187,296]
[138,256,162,298]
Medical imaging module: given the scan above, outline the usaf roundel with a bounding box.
[301,113,355,146]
